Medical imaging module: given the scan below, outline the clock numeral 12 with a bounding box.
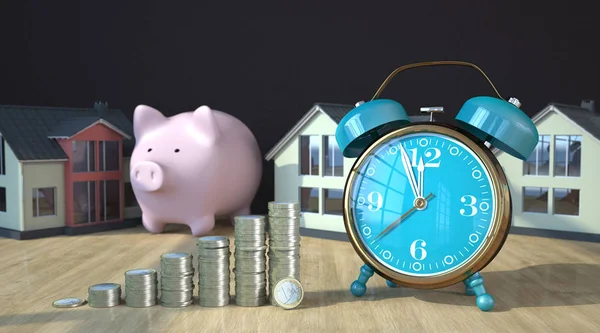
[407,148,442,168]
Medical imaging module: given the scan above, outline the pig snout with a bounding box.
[131,161,164,192]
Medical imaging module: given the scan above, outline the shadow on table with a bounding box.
[301,263,600,313]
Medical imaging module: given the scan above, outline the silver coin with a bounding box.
[161,299,194,308]
[268,201,300,210]
[235,296,268,307]
[53,297,87,308]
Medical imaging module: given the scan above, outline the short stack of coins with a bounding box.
[87,283,121,308]
[233,215,268,307]
[159,252,195,307]
[124,269,158,307]
[196,236,231,307]
[267,202,301,302]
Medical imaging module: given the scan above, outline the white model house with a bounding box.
[265,103,429,233]
[494,100,599,240]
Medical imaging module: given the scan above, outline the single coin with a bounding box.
[52,297,87,308]
[272,278,304,310]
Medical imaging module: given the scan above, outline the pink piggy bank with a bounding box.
[129,105,262,236]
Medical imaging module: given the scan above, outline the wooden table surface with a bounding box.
[1,224,599,333]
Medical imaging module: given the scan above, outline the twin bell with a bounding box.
[335,96,539,161]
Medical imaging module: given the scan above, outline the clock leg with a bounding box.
[350,264,374,297]
[463,272,495,312]
[386,280,398,288]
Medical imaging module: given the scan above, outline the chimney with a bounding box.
[581,100,595,113]
[94,101,109,119]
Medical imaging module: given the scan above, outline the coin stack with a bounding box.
[233,215,268,307]
[197,236,231,307]
[267,202,301,301]
[88,283,121,308]
[124,269,158,307]
[160,252,195,307]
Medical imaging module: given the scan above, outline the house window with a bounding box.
[522,187,548,214]
[100,180,121,221]
[300,136,319,176]
[523,135,550,176]
[0,136,5,175]
[554,135,581,177]
[73,181,97,224]
[553,188,580,216]
[32,187,56,217]
[0,187,6,212]
[99,141,120,171]
[124,182,138,207]
[72,141,96,173]
[323,136,343,177]
[299,187,319,213]
[323,188,343,215]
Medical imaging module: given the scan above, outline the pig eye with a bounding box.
[147,148,152,152]
[174,149,180,153]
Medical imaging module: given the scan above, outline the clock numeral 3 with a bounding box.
[407,148,442,167]
[410,239,427,260]
[459,195,490,216]
[357,191,383,212]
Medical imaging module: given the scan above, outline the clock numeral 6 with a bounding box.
[410,239,427,260]
[459,195,490,217]
[357,191,383,212]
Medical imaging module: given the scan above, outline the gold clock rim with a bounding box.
[342,123,512,290]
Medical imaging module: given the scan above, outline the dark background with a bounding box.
[1,1,598,213]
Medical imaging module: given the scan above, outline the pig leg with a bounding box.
[230,206,251,225]
[189,215,216,236]
[142,214,166,234]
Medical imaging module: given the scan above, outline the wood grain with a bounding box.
[0,224,599,333]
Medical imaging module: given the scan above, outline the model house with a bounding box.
[265,103,430,234]
[494,100,599,241]
[0,102,142,240]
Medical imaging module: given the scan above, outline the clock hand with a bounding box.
[399,145,419,199]
[372,193,435,243]
[417,157,425,198]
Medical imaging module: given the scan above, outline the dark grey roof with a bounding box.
[315,103,354,123]
[47,116,105,138]
[0,104,134,161]
[549,102,600,141]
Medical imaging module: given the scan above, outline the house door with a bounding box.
[73,180,121,224]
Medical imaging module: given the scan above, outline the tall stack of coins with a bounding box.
[160,252,195,307]
[267,202,301,301]
[124,269,158,307]
[87,283,121,308]
[233,215,268,307]
[197,236,231,307]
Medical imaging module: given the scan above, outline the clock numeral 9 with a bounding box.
[410,239,427,260]
[459,195,490,217]
[357,191,383,212]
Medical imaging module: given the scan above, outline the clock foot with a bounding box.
[463,272,495,312]
[386,280,398,288]
[464,286,476,296]
[351,264,374,297]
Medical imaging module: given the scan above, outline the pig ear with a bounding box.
[192,106,220,144]
[133,105,167,139]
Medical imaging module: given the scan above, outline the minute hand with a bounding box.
[399,145,419,198]
[372,193,435,243]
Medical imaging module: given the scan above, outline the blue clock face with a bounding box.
[349,132,496,277]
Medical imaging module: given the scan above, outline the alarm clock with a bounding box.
[334,61,539,312]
